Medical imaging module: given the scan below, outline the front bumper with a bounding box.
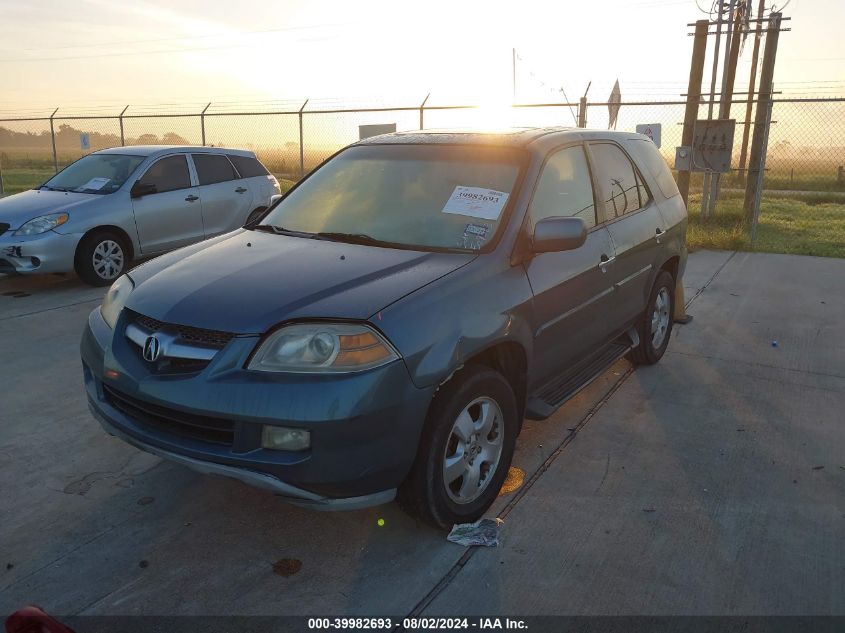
[81,307,435,509]
[0,229,81,274]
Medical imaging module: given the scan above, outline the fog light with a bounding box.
[261,425,310,451]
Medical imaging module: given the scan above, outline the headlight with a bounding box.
[14,212,69,236]
[248,323,399,373]
[100,275,134,329]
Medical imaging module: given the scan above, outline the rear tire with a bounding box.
[398,365,518,529]
[630,270,675,365]
[74,231,130,287]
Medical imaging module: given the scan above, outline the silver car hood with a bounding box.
[0,189,100,229]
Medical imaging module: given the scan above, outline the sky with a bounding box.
[0,0,843,117]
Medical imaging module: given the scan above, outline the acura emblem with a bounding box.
[142,335,162,362]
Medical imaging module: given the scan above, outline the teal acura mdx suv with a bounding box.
[82,127,687,528]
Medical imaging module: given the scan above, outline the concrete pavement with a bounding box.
[0,249,842,616]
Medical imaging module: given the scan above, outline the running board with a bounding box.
[525,334,635,421]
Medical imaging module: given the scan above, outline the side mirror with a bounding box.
[532,216,588,253]
[130,181,157,198]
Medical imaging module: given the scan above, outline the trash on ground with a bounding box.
[812,465,824,470]
[771,340,779,347]
[447,518,503,547]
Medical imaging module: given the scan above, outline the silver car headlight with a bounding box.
[248,323,399,373]
[100,275,134,329]
[14,212,70,236]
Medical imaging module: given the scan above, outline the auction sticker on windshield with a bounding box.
[442,186,509,221]
[78,177,111,191]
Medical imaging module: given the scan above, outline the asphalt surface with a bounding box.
[0,249,842,617]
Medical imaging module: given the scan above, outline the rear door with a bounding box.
[131,154,204,253]
[191,153,253,237]
[587,141,667,328]
[227,153,278,209]
[524,144,618,387]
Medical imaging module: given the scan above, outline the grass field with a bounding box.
[687,193,845,259]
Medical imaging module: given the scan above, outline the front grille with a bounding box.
[0,223,9,237]
[132,312,235,349]
[103,384,235,446]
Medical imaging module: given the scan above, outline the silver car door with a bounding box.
[191,154,253,237]
[130,154,204,254]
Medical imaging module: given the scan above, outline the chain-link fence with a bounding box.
[1,97,843,255]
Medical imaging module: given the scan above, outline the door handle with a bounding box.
[235,187,247,194]
[185,195,199,202]
[599,254,616,272]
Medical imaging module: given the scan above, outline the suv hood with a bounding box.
[126,230,475,334]
[0,189,97,229]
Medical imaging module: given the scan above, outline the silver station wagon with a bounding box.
[0,146,281,285]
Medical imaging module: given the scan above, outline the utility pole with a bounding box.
[678,20,709,206]
[706,0,742,216]
[743,13,782,224]
[700,0,726,218]
[737,0,766,182]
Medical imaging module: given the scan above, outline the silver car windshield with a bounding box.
[42,154,146,194]
[259,144,526,252]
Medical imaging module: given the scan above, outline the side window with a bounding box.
[227,154,270,178]
[528,145,596,229]
[628,139,680,200]
[590,143,646,218]
[193,154,238,185]
[137,155,191,194]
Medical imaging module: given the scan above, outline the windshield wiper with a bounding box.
[312,232,404,248]
[251,224,288,234]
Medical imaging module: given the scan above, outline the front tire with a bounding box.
[631,269,675,365]
[74,231,130,287]
[399,366,518,529]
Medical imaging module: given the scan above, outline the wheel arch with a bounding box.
[76,225,135,262]
[452,340,529,425]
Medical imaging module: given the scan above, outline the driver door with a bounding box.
[524,144,618,389]
[131,154,204,254]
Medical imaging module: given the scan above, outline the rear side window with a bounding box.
[193,154,238,185]
[227,154,270,178]
[137,155,191,193]
[627,139,680,200]
[528,145,596,229]
[590,143,646,218]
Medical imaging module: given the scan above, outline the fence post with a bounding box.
[419,93,430,130]
[119,105,129,146]
[577,97,587,128]
[298,99,309,178]
[200,103,211,146]
[678,20,709,206]
[0,153,4,196]
[49,108,59,173]
[744,13,781,224]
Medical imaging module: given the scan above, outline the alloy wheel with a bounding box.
[442,396,504,505]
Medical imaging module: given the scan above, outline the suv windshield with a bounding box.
[42,153,146,194]
[259,144,526,252]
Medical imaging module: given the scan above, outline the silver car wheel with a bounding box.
[92,239,125,281]
[442,396,504,505]
[650,287,671,349]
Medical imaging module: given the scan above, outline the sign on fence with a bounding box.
[635,123,662,148]
[359,123,396,140]
[80,133,90,151]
